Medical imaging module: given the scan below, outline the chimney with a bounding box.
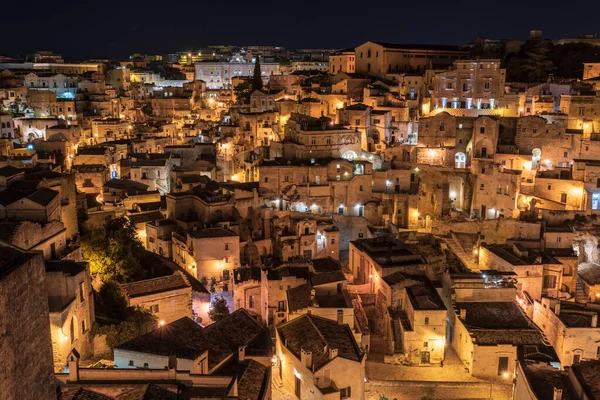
[301,349,312,368]
[238,345,246,362]
[554,302,561,316]
[460,308,467,320]
[553,388,563,400]
[592,314,598,328]
[329,348,338,360]
[67,352,80,382]
[337,309,344,325]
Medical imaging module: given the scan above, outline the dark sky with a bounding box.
[3,0,599,60]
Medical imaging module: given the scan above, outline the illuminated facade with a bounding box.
[194,53,280,89]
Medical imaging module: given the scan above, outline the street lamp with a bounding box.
[490,372,511,399]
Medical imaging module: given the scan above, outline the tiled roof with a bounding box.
[0,165,23,177]
[26,187,58,206]
[59,388,112,400]
[45,260,87,276]
[287,283,311,312]
[238,360,270,400]
[126,211,165,225]
[277,314,363,370]
[104,178,149,192]
[114,384,177,400]
[310,270,346,286]
[120,272,190,298]
[116,309,263,370]
[190,227,238,239]
[0,241,36,280]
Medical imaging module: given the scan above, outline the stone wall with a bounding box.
[0,250,56,400]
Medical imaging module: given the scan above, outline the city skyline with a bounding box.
[3,0,599,59]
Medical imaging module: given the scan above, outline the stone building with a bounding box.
[172,227,240,282]
[45,260,95,372]
[354,41,468,77]
[533,298,600,367]
[451,300,552,380]
[195,54,280,89]
[283,113,361,160]
[329,49,355,74]
[120,272,193,324]
[378,273,447,365]
[430,60,505,111]
[0,242,56,400]
[275,313,365,399]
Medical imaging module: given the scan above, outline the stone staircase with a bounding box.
[576,280,588,303]
[443,236,479,272]
[392,319,403,354]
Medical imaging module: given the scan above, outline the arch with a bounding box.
[342,150,357,160]
[532,148,541,170]
[455,152,466,169]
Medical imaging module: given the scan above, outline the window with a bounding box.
[278,300,286,312]
[225,244,229,250]
[331,238,336,244]
[249,295,255,308]
[564,151,568,158]
[424,317,429,325]
[150,304,159,313]
[446,82,453,89]
[593,193,600,210]
[81,319,86,334]
[355,119,360,126]
[264,177,268,183]
[480,184,485,190]
[340,387,352,399]
[423,342,428,348]
[579,107,585,116]
[480,127,485,134]
[128,360,134,367]
[561,193,567,203]
[483,82,491,90]
[462,83,469,92]
[338,206,344,214]
[497,184,502,194]
[143,362,149,369]
[79,282,85,302]
[497,357,509,375]
[439,122,445,131]
[543,275,557,289]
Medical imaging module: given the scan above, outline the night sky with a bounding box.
[3,0,599,60]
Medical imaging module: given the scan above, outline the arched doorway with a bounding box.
[532,148,541,170]
[455,152,466,169]
[342,150,357,160]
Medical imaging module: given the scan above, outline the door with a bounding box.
[358,206,364,217]
[481,147,487,158]
[421,351,430,364]
[574,354,581,364]
[481,205,487,218]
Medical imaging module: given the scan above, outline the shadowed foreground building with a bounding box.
[0,242,56,400]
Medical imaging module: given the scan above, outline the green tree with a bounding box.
[96,280,128,320]
[80,216,146,282]
[94,308,157,349]
[233,79,254,104]
[252,55,263,92]
[208,296,230,322]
